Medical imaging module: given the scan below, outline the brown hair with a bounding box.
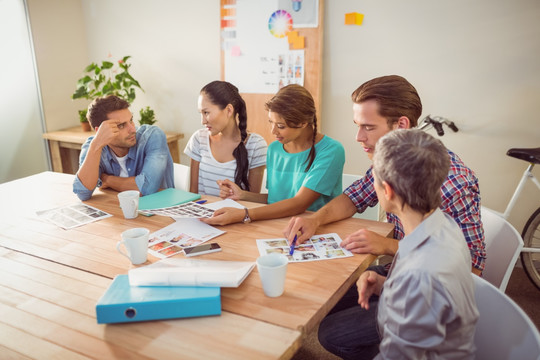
[265,84,318,171]
[87,95,130,128]
[351,75,422,128]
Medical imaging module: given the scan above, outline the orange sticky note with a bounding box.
[345,12,364,26]
[293,36,305,49]
[287,31,298,44]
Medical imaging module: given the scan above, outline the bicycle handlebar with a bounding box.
[418,115,459,136]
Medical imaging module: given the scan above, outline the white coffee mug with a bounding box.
[117,190,140,219]
[117,227,149,265]
[256,253,288,297]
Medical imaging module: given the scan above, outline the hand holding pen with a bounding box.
[289,234,298,256]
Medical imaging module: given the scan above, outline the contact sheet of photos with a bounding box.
[139,202,215,218]
[36,203,112,229]
[147,218,225,259]
[256,233,353,262]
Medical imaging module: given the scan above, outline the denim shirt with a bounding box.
[73,125,174,201]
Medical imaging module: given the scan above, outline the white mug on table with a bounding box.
[117,227,149,265]
[117,190,140,219]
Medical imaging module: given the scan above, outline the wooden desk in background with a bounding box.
[42,126,184,174]
[0,172,394,359]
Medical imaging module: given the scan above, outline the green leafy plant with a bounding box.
[72,55,142,103]
[78,109,88,123]
[139,106,157,126]
[71,55,156,126]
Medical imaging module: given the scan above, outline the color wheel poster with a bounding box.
[222,0,316,93]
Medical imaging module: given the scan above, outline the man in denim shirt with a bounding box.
[73,95,174,201]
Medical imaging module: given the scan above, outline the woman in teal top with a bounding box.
[202,84,345,226]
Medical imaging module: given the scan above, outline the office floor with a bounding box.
[292,264,540,360]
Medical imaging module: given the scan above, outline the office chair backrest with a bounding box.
[481,206,524,292]
[473,274,540,359]
[173,163,190,192]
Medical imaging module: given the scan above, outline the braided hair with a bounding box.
[265,84,317,171]
[200,81,250,190]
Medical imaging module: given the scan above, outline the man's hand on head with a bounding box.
[93,119,123,148]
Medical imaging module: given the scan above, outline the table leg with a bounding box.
[168,141,180,163]
[48,140,63,173]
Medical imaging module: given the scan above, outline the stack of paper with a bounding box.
[129,258,256,288]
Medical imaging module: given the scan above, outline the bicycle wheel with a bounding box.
[521,207,540,290]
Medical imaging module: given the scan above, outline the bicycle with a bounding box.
[419,116,540,289]
[492,147,540,290]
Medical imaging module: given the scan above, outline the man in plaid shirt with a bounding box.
[283,75,485,359]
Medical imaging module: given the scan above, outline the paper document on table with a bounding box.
[202,199,245,210]
[36,203,112,229]
[129,258,256,287]
[147,218,225,259]
[256,233,353,262]
[139,201,215,218]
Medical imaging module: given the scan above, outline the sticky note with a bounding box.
[231,45,241,57]
[345,12,364,26]
[292,37,305,49]
[287,30,298,44]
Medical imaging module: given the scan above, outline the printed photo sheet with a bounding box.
[256,233,353,262]
[148,218,225,259]
[139,201,215,218]
[37,203,112,229]
[139,198,244,219]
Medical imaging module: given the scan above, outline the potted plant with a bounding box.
[78,109,91,131]
[139,106,157,126]
[72,55,156,131]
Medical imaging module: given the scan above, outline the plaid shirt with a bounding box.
[344,149,486,272]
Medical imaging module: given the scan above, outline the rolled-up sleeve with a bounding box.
[132,127,174,195]
[72,138,98,201]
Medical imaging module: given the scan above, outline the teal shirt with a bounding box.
[266,135,345,211]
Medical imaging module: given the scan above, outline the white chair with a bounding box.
[472,274,540,359]
[261,168,268,194]
[173,163,190,191]
[342,173,381,221]
[481,206,524,292]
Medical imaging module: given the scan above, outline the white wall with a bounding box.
[27,0,88,132]
[80,0,221,163]
[0,0,48,183]
[25,0,540,232]
[321,0,540,231]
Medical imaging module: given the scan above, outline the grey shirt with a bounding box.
[376,209,479,359]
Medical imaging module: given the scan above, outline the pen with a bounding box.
[289,234,297,256]
[195,200,207,204]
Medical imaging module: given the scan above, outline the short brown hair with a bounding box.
[373,129,449,213]
[351,75,422,128]
[87,95,130,128]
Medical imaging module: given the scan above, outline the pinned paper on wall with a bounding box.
[278,0,319,28]
[221,1,239,56]
[345,12,364,26]
[231,45,242,57]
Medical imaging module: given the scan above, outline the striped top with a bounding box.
[184,128,267,196]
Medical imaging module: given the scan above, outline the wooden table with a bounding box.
[0,172,394,359]
[42,126,184,174]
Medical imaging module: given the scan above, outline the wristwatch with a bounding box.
[243,208,252,224]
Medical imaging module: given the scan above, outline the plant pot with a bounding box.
[81,121,91,132]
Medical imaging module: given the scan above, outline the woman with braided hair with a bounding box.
[202,84,345,226]
[184,81,267,196]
